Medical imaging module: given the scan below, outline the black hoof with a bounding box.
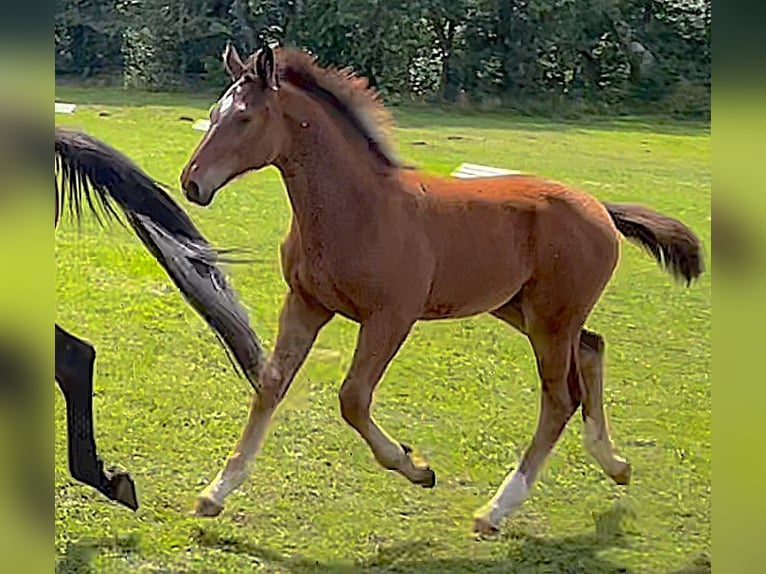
[400,442,413,455]
[420,468,437,489]
[104,466,139,511]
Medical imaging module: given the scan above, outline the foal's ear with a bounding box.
[223,42,246,81]
[255,44,279,91]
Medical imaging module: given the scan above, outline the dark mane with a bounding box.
[267,47,401,169]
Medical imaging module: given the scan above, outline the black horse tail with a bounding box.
[602,201,704,286]
[55,126,264,391]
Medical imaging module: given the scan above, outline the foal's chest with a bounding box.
[282,239,368,320]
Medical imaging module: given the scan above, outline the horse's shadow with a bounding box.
[191,500,637,573]
[55,501,710,574]
[197,532,632,574]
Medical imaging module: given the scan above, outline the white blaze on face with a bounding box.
[214,80,244,121]
[194,80,249,201]
[219,93,234,115]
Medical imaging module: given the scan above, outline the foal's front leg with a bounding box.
[338,315,436,487]
[194,291,332,517]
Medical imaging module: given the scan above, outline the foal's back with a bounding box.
[398,169,618,252]
[394,170,620,320]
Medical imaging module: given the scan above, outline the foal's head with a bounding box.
[180,43,287,206]
[181,43,401,207]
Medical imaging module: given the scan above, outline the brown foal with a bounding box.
[180,44,703,534]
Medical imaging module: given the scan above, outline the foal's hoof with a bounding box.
[193,494,224,518]
[472,515,500,537]
[399,444,436,488]
[104,466,138,511]
[409,466,436,489]
[420,468,437,489]
[611,461,632,486]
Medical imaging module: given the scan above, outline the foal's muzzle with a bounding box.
[184,180,205,205]
[180,164,213,206]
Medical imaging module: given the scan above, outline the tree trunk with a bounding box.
[436,18,456,101]
[496,0,514,92]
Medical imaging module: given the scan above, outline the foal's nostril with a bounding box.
[185,180,200,202]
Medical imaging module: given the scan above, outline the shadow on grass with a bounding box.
[668,552,712,574]
[55,501,709,574]
[192,533,632,574]
[189,500,636,573]
[55,533,154,574]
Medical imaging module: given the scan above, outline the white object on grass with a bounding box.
[192,119,211,132]
[451,162,521,179]
[55,102,76,114]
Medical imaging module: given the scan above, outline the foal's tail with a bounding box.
[55,126,265,391]
[602,202,704,286]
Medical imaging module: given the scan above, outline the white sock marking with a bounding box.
[478,469,529,527]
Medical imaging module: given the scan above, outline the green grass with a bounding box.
[54,85,711,574]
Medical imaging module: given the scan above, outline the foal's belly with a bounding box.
[420,282,521,320]
[418,211,534,320]
[419,261,528,320]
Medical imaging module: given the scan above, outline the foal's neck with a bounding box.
[273,89,394,237]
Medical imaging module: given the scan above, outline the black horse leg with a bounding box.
[55,324,138,510]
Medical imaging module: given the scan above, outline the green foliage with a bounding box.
[55,0,126,76]
[54,0,711,113]
[119,1,235,90]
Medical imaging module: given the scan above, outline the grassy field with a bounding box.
[54,85,711,574]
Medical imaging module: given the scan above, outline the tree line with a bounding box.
[55,0,710,116]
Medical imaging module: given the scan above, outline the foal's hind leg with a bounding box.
[489,304,631,485]
[579,330,631,485]
[473,328,580,534]
[55,324,138,510]
[338,314,436,487]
